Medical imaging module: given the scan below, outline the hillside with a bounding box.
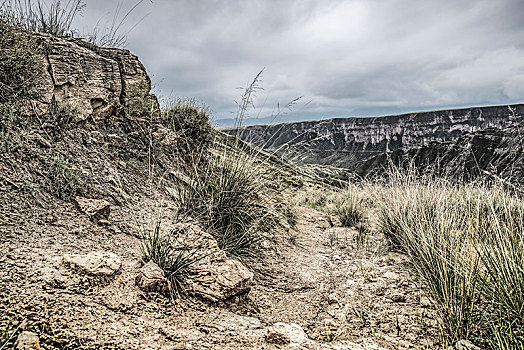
[1,27,440,350]
[351,122,524,187]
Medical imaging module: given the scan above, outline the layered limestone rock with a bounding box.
[31,33,158,121]
[224,104,524,168]
[352,121,524,186]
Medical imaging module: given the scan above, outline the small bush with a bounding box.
[161,99,213,162]
[124,81,157,119]
[46,157,83,201]
[333,186,366,227]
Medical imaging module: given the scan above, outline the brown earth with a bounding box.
[0,131,438,349]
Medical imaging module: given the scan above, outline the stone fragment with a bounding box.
[327,293,339,304]
[190,256,254,302]
[136,261,169,293]
[63,251,121,276]
[15,331,40,350]
[74,196,110,222]
[266,323,308,345]
[390,293,406,303]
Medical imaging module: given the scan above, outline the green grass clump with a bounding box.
[140,222,206,297]
[161,99,213,162]
[374,173,524,348]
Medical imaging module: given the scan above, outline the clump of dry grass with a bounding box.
[333,185,366,228]
[373,171,524,348]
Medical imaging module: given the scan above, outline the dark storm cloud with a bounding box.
[71,0,524,121]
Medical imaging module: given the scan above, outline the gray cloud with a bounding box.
[71,0,524,121]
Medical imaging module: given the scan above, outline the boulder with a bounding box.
[63,251,121,276]
[15,331,40,350]
[157,223,254,302]
[74,196,110,222]
[136,261,169,294]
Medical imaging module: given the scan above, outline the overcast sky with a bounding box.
[71,0,524,123]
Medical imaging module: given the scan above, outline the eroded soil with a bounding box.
[0,181,438,349]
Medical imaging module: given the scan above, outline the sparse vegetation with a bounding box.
[46,99,80,137]
[161,98,213,162]
[0,102,23,153]
[171,145,278,259]
[46,157,83,201]
[333,186,366,227]
[140,222,206,297]
[0,0,85,38]
[374,172,524,348]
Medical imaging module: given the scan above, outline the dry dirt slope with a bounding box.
[0,123,438,349]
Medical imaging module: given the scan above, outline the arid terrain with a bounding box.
[1,3,523,349]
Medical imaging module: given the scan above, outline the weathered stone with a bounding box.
[136,261,169,294]
[190,256,254,302]
[31,33,159,121]
[63,251,121,276]
[160,223,254,302]
[266,323,308,345]
[74,196,111,222]
[15,331,40,350]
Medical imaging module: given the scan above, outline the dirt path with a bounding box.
[0,191,437,349]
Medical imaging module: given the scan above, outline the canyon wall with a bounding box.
[224,104,524,168]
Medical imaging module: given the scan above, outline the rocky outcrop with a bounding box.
[224,104,523,168]
[32,33,158,121]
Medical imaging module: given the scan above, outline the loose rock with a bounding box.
[136,261,169,294]
[63,251,121,276]
[74,196,111,222]
[266,323,308,345]
[15,331,40,350]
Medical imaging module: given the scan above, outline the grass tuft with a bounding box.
[374,171,524,348]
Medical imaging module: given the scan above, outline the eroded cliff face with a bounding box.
[225,104,524,168]
[352,121,524,187]
[32,33,158,120]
